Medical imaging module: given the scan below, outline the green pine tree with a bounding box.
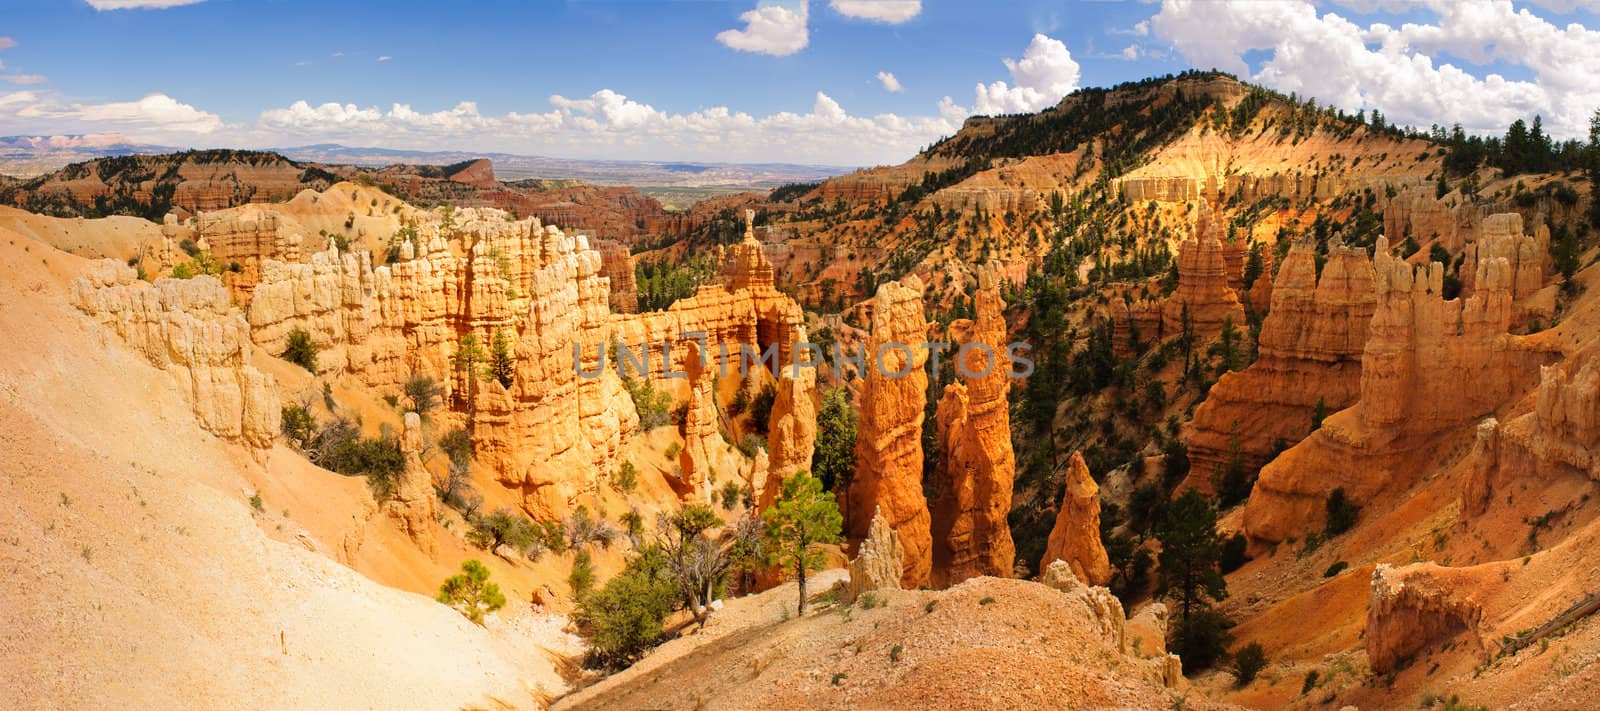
[436,559,506,625]
[762,471,842,615]
[453,333,490,433]
[490,328,515,388]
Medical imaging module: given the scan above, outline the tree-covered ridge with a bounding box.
[0,149,330,221]
[926,71,1227,168]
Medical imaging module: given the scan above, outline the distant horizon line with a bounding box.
[0,135,866,172]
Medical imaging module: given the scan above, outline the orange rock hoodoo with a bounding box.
[1160,207,1247,341]
[847,276,933,589]
[761,363,818,509]
[1039,451,1112,585]
[931,268,1018,587]
[1461,213,1550,321]
[675,339,720,500]
[592,239,638,314]
[1183,241,1376,491]
[391,412,438,556]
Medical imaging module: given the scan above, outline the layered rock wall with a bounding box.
[1465,352,1600,515]
[71,262,280,453]
[1242,236,1547,545]
[246,211,639,518]
[1183,242,1376,490]
[170,199,808,520]
[592,239,638,314]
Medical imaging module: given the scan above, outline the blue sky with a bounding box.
[1,1,1597,166]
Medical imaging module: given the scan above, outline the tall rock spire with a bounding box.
[847,276,932,589]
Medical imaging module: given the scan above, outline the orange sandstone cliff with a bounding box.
[1243,236,1552,546]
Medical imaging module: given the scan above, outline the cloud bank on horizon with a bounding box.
[2,0,1598,167]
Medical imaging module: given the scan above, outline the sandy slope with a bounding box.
[0,228,560,710]
[0,205,164,261]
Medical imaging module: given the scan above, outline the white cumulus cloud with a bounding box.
[1150,0,1600,138]
[244,88,961,166]
[970,33,1080,115]
[74,94,223,133]
[716,1,810,57]
[877,71,904,92]
[1,74,48,85]
[1518,0,1600,11]
[831,0,921,24]
[0,90,223,139]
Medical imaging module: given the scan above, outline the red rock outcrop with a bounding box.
[71,262,280,453]
[1381,185,1489,252]
[1361,237,1526,432]
[5,151,327,218]
[1367,563,1486,673]
[1183,241,1376,491]
[1109,295,1164,359]
[847,276,933,589]
[609,214,810,497]
[1039,560,1129,656]
[1160,207,1246,341]
[446,158,496,187]
[1463,214,1543,296]
[931,268,1017,587]
[476,222,638,517]
[488,183,672,245]
[1126,603,1170,661]
[1243,236,1549,546]
[608,214,804,383]
[155,209,302,305]
[137,193,808,522]
[1039,451,1111,586]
